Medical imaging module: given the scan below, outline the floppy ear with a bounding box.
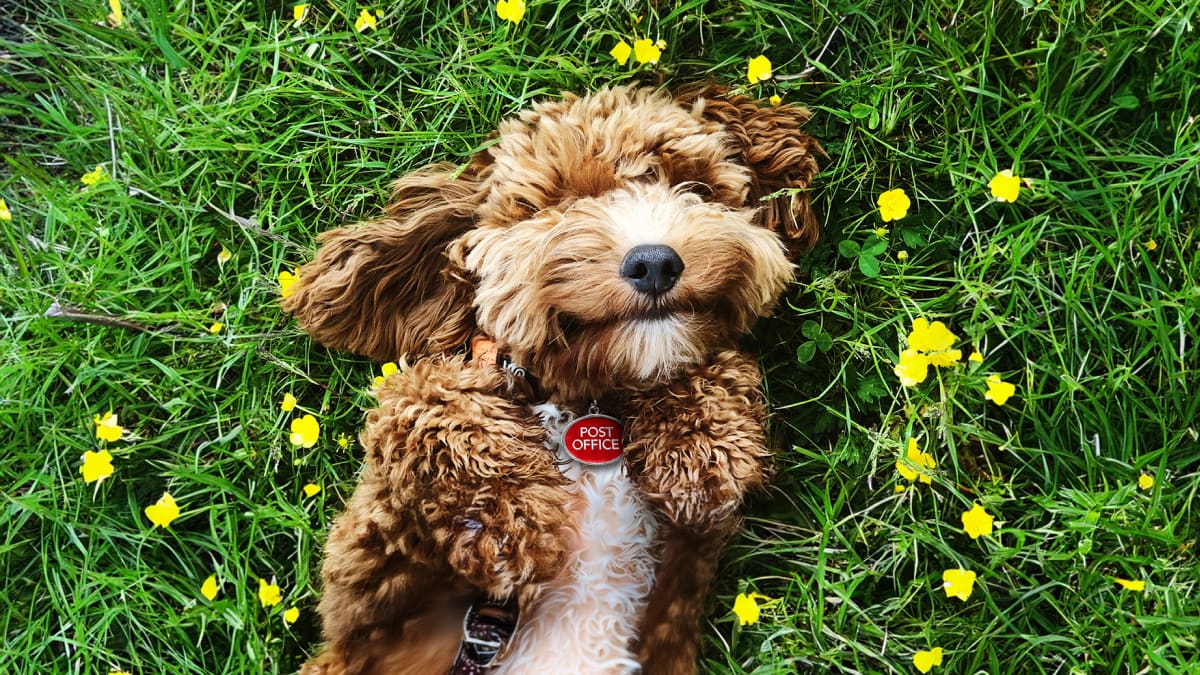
[675,84,825,253]
[281,162,485,362]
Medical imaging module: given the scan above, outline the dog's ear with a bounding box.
[675,84,824,253]
[282,162,485,362]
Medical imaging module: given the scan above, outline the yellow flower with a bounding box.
[907,318,957,353]
[209,322,224,335]
[373,361,399,387]
[609,40,632,66]
[913,647,944,673]
[1138,473,1155,490]
[874,227,889,238]
[144,492,181,529]
[80,450,115,483]
[893,349,929,387]
[279,269,299,298]
[769,94,782,106]
[925,349,962,367]
[632,38,662,65]
[217,245,232,266]
[93,410,124,443]
[290,414,320,448]
[284,606,300,624]
[747,55,772,84]
[896,250,909,261]
[293,4,310,23]
[281,393,297,412]
[731,592,770,626]
[258,578,283,607]
[942,568,977,601]
[81,165,109,187]
[107,0,124,27]
[989,169,1021,203]
[303,483,321,497]
[495,0,526,25]
[1145,239,1157,251]
[0,198,11,221]
[201,574,219,601]
[877,188,910,222]
[894,484,907,493]
[337,433,351,450]
[111,671,132,675]
[984,374,1016,406]
[1114,577,1146,592]
[961,503,995,539]
[896,438,935,484]
[354,8,378,32]
[969,350,984,363]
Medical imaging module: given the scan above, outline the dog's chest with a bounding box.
[493,404,658,674]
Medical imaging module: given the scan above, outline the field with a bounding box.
[2,0,1198,672]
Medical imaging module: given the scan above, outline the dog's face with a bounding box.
[283,85,821,399]
[456,88,795,389]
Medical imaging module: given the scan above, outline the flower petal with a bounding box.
[989,170,1021,202]
[962,503,995,539]
[747,55,772,84]
[942,568,977,601]
[201,574,219,601]
[913,647,944,673]
[893,349,929,387]
[1114,577,1146,592]
[609,40,632,66]
[984,374,1016,406]
[632,38,662,65]
[877,188,910,222]
[145,492,181,528]
[258,578,283,607]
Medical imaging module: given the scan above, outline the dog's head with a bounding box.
[285,85,821,400]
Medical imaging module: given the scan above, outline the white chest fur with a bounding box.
[494,404,659,675]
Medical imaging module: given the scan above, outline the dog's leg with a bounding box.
[634,532,726,675]
[309,467,446,661]
[624,349,773,535]
[308,357,571,673]
[363,357,572,599]
[624,349,773,673]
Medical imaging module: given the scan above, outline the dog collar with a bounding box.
[470,335,537,391]
[470,337,624,466]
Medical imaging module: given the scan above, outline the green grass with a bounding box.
[2,0,1197,673]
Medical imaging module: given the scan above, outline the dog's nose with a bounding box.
[620,244,685,295]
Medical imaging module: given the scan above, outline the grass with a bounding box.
[2,0,1197,673]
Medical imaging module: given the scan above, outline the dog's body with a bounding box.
[285,85,821,674]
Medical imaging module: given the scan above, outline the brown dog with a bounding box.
[284,84,821,674]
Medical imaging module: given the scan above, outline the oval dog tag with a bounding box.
[560,415,624,466]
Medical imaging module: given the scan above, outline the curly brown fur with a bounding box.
[624,349,773,535]
[634,532,728,675]
[675,83,825,253]
[310,358,571,674]
[621,350,771,675]
[287,84,821,674]
[281,164,485,362]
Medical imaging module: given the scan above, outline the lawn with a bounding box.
[2,0,1198,673]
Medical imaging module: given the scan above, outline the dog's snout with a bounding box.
[620,245,684,295]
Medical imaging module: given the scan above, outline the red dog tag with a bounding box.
[560,415,624,466]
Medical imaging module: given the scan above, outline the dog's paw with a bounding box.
[444,484,570,597]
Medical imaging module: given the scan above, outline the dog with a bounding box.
[284,83,821,674]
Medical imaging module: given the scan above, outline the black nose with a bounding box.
[620,244,685,295]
